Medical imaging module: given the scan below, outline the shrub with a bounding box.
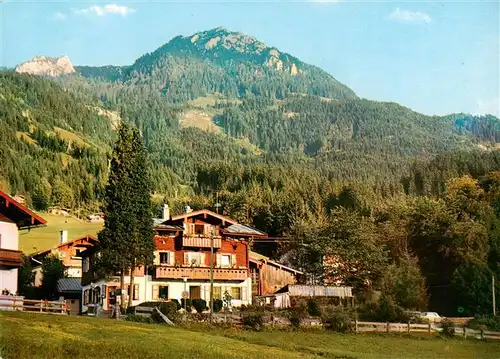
[307,299,322,317]
[322,307,353,333]
[192,299,208,313]
[170,299,181,310]
[242,313,264,331]
[213,299,223,313]
[468,315,500,331]
[181,298,192,312]
[156,301,181,322]
[441,320,455,338]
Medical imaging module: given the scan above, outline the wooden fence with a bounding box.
[0,295,68,315]
[354,320,500,340]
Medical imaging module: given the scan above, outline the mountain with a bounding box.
[3,27,500,217]
[74,27,357,102]
[16,56,75,77]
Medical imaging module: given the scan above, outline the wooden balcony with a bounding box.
[0,248,22,268]
[155,266,248,281]
[182,235,221,249]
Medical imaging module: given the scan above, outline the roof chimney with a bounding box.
[60,230,68,244]
[185,205,193,214]
[162,204,170,221]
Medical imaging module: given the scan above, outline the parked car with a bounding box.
[420,312,443,323]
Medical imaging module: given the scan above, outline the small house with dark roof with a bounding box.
[30,233,98,286]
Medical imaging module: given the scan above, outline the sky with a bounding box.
[1,0,498,117]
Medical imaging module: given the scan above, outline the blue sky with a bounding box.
[1,0,498,117]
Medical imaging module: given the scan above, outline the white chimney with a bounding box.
[162,204,170,220]
[60,230,68,244]
[185,205,193,214]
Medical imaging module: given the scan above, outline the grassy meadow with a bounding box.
[19,213,103,254]
[1,311,499,359]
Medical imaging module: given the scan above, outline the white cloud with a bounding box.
[389,8,432,24]
[476,98,500,118]
[74,4,136,17]
[52,12,67,21]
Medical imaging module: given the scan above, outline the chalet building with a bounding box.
[30,232,97,286]
[0,191,46,294]
[81,207,270,312]
[249,251,304,296]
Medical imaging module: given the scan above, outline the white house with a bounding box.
[0,191,46,294]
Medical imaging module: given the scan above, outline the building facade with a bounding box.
[31,232,97,286]
[81,208,268,312]
[0,191,46,294]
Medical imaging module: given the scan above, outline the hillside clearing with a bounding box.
[1,312,499,359]
[20,214,103,254]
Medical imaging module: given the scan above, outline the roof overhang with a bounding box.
[0,191,46,229]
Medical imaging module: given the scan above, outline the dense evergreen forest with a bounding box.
[4,27,500,315]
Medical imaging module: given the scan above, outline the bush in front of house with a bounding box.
[322,307,353,333]
[242,313,264,331]
[181,298,192,312]
[306,298,322,317]
[155,301,182,322]
[192,299,208,313]
[468,315,500,331]
[170,299,182,310]
[441,320,456,338]
[213,299,223,313]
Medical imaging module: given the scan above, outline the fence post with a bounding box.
[355,319,358,333]
[407,321,410,333]
[386,322,390,333]
[428,322,432,334]
[40,301,43,313]
[480,329,484,340]
[463,326,467,339]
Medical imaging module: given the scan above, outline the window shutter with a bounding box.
[231,254,237,268]
[83,289,88,305]
[205,224,210,236]
[190,224,195,235]
[152,285,159,300]
[134,284,139,300]
[242,287,247,301]
[216,254,222,268]
[200,252,206,267]
[168,251,175,266]
[184,252,189,265]
[154,251,160,265]
[102,285,107,298]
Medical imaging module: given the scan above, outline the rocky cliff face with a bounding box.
[15,55,75,77]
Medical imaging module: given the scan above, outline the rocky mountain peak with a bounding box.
[16,55,75,77]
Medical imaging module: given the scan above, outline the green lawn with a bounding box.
[19,214,103,254]
[1,312,499,359]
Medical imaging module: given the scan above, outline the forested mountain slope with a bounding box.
[5,27,500,217]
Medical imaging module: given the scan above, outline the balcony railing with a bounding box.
[0,248,22,268]
[182,235,222,249]
[156,266,248,281]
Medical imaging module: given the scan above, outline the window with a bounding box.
[127,285,140,300]
[194,224,205,235]
[75,249,82,257]
[82,258,89,272]
[185,252,204,266]
[160,252,169,265]
[159,286,169,299]
[221,255,231,267]
[230,287,241,300]
[213,287,221,300]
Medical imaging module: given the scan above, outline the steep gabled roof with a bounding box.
[0,191,46,229]
[166,209,238,226]
[30,234,98,257]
